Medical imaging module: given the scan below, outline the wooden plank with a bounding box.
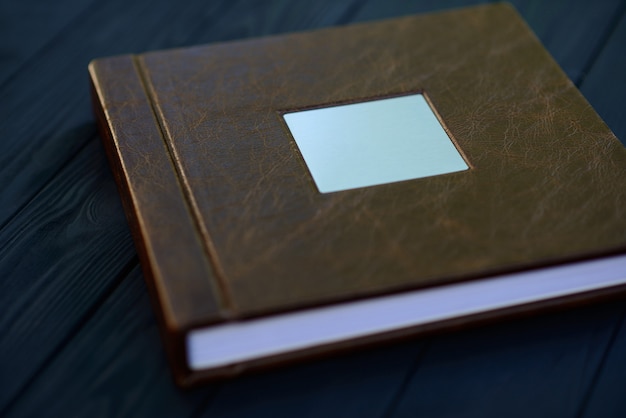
[387,300,626,417]
[199,341,425,418]
[580,310,626,418]
[2,266,216,418]
[577,11,626,417]
[580,8,626,144]
[3,261,426,418]
[0,0,99,86]
[354,0,487,19]
[507,0,624,84]
[0,138,136,411]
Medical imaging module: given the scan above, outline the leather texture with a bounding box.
[89,56,227,385]
[90,3,626,385]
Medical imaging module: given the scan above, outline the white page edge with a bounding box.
[187,254,626,370]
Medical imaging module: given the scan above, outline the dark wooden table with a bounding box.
[2,1,625,416]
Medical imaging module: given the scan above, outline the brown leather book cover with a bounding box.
[89,3,626,386]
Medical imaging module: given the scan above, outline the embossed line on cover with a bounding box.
[131,55,235,313]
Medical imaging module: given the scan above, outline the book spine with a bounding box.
[89,55,227,385]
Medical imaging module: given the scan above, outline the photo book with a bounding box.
[89,3,626,386]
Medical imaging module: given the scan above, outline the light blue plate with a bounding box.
[284,94,468,193]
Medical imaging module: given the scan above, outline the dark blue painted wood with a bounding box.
[1,0,625,417]
[197,341,425,418]
[578,10,626,417]
[581,6,626,145]
[581,310,626,418]
[507,0,624,85]
[3,266,217,418]
[0,137,135,410]
[0,0,100,86]
[388,300,625,418]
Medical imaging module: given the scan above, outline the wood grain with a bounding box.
[580,309,626,418]
[2,266,216,418]
[581,7,626,144]
[387,300,625,418]
[0,0,99,86]
[0,138,135,411]
[506,0,624,85]
[197,341,425,418]
[3,264,426,418]
[578,9,626,417]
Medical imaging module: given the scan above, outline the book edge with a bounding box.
[188,254,626,369]
[183,254,626,384]
[89,56,229,384]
